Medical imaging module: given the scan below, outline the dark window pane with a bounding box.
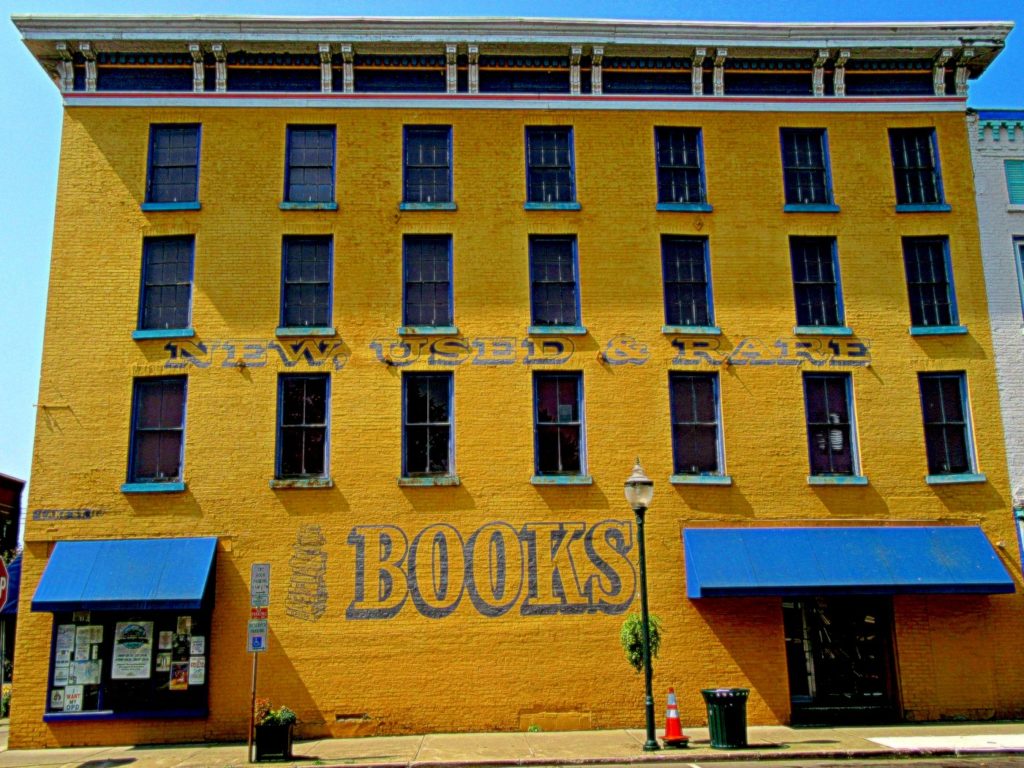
[530,237,578,326]
[662,237,710,327]
[129,377,185,482]
[147,125,199,203]
[803,374,854,476]
[282,236,332,328]
[526,127,574,203]
[404,236,452,327]
[903,238,954,327]
[277,375,329,478]
[791,237,840,327]
[404,126,452,203]
[285,126,335,203]
[534,373,583,475]
[781,129,829,205]
[656,127,704,204]
[403,373,453,476]
[140,237,193,330]
[890,128,942,205]
[669,373,720,475]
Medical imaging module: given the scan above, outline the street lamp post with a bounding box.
[624,458,659,752]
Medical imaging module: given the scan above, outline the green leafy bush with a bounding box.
[620,613,662,673]
[254,697,297,726]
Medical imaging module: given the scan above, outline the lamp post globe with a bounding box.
[624,458,659,752]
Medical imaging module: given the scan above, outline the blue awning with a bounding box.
[32,537,217,612]
[684,526,1015,598]
[1,555,21,616]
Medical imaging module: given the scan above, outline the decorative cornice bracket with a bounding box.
[933,48,952,96]
[211,43,226,92]
[468,44,479,94]
[341,43,354,93]
[189,43,204,93]
[955,46,974,97]
[78,41,96,92]
[833,49,850,97]
[813,49,829,97]
[54,41,74,92]
[692,47,706,96]
[445,43,457,94]
[591,45,604,95]
[570,45,582,95]
[319,43,332,93]
[713,48,727,96]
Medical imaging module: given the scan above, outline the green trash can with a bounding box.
[701,688,749,749]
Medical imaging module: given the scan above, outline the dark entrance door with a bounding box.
[782,596,899,725]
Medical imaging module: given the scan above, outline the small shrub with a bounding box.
[1,685,10,718]
[527,724,541,732]
[254,697,297,726]
[620,613,662,673]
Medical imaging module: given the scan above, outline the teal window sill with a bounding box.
[663,325,721,336]
[910,325,967,336]
[808,475,869,486]
[794,325,853,336]
[896,203,951,213]
[279,201,338,211]
[398,475,461,487]
[528,325,587,336]
[926,472,986,485]
[270,477,333,489]
[276,326,336,337]
[399,202,457,211]
[133,328,195,340]
[524,202,581,211]
[656,202,713,213]
[531,475,593,486]
[784,203,840,213]
[670,474,732,486]
[140,201,200,212]
[122,481,185,494]
[398,326,459,336]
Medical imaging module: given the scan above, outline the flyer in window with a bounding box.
[188,656,205,685]
[155,652,171,672]
[172,633,190,661]
[190,636,205,655]
[158,631,173,650]
[84,625,103,644]
[71,659,102,686]
[55,625,75,664]
[176,616,191,635]
[75,625,92,652]
[63,685,84,713]
[50,689,65,710]
[53,663,69,686]
[169,661,188,690]
[111,621,154,680]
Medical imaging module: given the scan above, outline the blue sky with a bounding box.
[0,0,1021,500]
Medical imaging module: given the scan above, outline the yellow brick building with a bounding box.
[11,14,1024,749]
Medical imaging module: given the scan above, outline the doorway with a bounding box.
[782,596,899,725]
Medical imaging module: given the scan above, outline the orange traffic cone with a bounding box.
[663,687,689,748]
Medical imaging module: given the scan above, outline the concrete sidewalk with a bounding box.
[0,722,1024,767]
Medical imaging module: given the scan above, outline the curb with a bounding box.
[302,747,1024,768]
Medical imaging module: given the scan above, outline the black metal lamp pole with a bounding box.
[625,459,659,752]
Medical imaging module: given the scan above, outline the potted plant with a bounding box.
[254,697,297,761]
[620,613,662,673]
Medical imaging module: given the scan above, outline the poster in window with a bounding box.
[172,634,190,661]
[70,659,102,686]
[73,611,90,623]
[155,652,171,672]
[55,624,75,664]
[169,662,189,690]
[50,688,65,710]
[53,663,69,687]
[159,631,173,650]
[177,616,191,635]
[111,621,154,680]
[189,656,205,685]
[63,685,84,713]
[190,636,205,655]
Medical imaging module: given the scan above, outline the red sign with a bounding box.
[0,559,9,613]
[250,606,267,620]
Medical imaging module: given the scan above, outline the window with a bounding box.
[1005,159,1024,205]
[526,126,575,204]
[128,377,186,485]
[529,236,580,329]
[902,237,958,329]
[790,237,843,329]
[919,372,975,477]
[533,372,585,476]
[284,126,335,204]
[655,127,706,205]
[889,128,944,206]
[280,236,332,330]
[403,235,453,329]
[803,373,857,477]
[276,374,328,479]
[146,124,199,205]
[403,126,452,204]
[781,128,832,206]
[1016,238,1024,317]
[662,236,713,328]
[669,373,723,475]
[403,373,453,477]
[138,236,193,332]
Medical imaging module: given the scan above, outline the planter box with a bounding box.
[255,723,294,761]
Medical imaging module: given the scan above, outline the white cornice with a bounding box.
[11,15,1012,49]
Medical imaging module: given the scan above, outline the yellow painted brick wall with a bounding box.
[12,105,1024,748]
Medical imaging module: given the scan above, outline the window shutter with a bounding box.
[1005,159,1024,204]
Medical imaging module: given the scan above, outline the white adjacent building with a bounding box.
[970,109,1024,522]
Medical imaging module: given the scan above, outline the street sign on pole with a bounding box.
[247,619,269,653]
[0,559,10,614]
[250,563,270,607]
